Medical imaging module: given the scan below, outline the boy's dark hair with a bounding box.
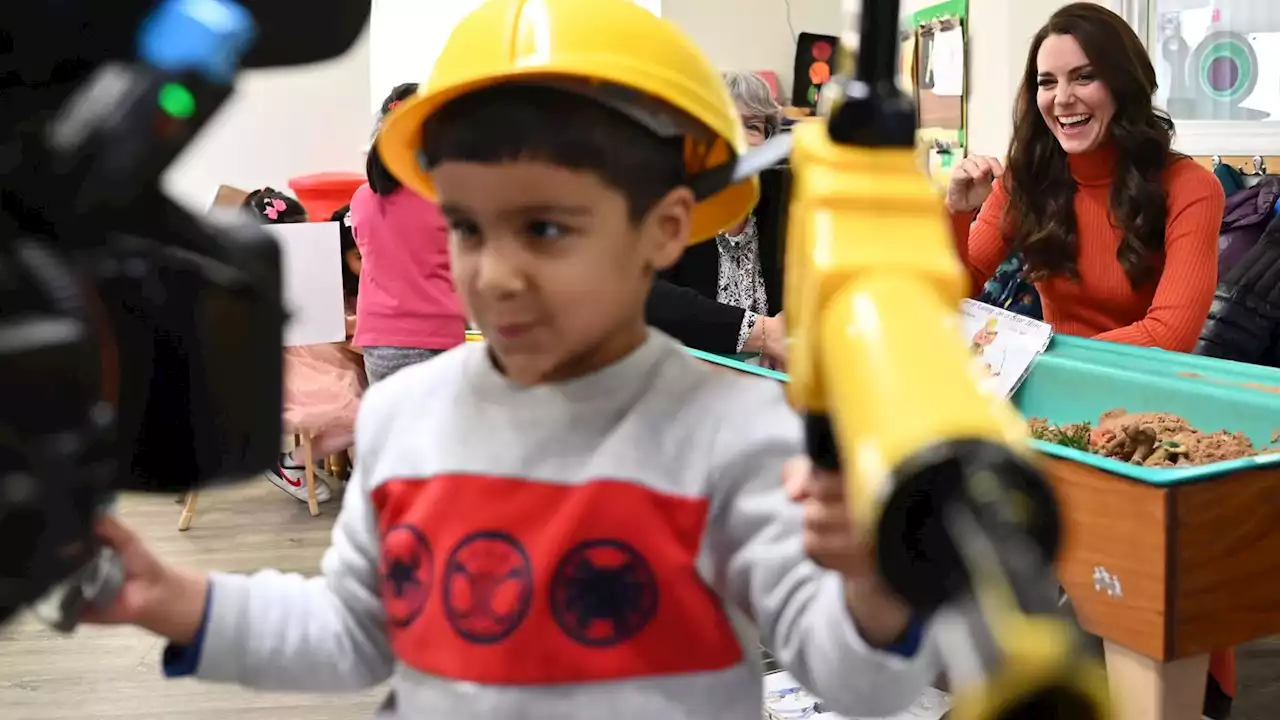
[331,204,359,300]
[243,187,308,224]
[421,84,687,224]
[368,83,421,195]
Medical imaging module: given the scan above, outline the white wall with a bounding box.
[663,0,844,102]
[369,0,661,113]
[663,0,945,104]
[660,0,1078,156]
[666,0,1121,157]
[368,0,485,115]
[157,0,1118,213]
[165,0,676,213]
[965,0,1115,157]
[966,0,1035,157]
[160,29,372,211]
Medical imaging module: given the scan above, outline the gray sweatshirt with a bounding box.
[168,331,939,718]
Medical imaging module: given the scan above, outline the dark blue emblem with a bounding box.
[380,524,434,629]
[551,539,658,647]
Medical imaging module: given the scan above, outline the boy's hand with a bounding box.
[784,457,913,648]
[82,516,209,645]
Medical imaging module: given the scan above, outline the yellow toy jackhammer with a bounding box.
[743,1,1114,717]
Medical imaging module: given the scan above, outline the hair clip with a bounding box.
[387,99,402,112]
[264,198,287,221]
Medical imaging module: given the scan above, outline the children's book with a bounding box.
[959,299,1053,399]
[763,670,951,719]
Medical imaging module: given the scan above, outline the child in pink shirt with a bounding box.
[351,84,466,382]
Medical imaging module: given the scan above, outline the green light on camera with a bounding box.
[158,82,196,120]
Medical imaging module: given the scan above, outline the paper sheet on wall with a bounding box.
[763,670,951,719]
[960,299,1054,399]
[928,25,966,97]
[266,222,346,347]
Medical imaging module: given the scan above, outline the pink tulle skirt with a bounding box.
[282,343,367,438]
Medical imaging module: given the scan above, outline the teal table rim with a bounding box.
[682,347,1280,486]
[684,348,788,382]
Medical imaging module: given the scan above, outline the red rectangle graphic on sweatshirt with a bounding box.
[371,474,743,684]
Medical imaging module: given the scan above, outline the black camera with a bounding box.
[0,0,322,625]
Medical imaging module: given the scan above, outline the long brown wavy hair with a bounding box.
[1004,3,1178,287]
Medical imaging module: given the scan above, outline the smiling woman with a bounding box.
[945,4,1232,718]
[946,2,1223,355]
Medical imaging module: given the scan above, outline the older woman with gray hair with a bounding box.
[722,69,783,146]
[644,70,790,368]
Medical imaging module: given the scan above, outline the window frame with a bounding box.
[1128,0,1280,155]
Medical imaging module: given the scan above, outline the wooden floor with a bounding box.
[1,481,1277,719]
[0,481,384,719]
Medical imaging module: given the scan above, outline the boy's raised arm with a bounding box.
[705,380,939,718]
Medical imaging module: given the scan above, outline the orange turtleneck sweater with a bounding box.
[950,145,1224,352]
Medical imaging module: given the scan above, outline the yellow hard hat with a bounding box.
[376,0,758,243]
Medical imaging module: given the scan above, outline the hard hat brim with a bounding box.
[376,71,759,245]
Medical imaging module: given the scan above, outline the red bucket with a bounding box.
[288,172,365,221]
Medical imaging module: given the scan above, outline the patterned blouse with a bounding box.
[715,215,769,352]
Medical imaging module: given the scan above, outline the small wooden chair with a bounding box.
[177,432,349,531]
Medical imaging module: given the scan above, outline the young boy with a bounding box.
[86,0,941,716]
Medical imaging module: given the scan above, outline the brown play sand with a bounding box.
[1029,409,1268,468]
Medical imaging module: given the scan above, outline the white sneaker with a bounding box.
[264,460,334,503]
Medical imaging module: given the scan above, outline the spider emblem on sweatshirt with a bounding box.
[442,530,534,644]
[551,538,658,647]
[380,524,435,629]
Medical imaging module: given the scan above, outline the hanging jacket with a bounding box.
[1195,214,1280,366]
[1213,162,1245,197]
[1217,175,1280,276]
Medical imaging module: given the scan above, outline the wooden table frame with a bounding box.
[1050,459,1280,720]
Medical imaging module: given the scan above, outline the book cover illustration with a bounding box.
[959,299,1053,399]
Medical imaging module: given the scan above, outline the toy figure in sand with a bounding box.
[1029,409,1274,466]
